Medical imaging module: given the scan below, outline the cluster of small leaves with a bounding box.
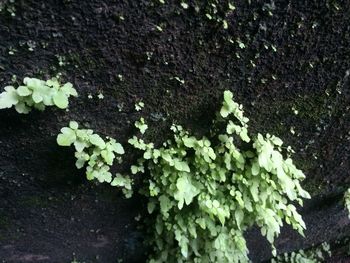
[271,242,331,263]
[130,91,310,262]
[344,188,350,219]
[57,121,133,198]
[0,0,16,16]
[0,77,77,113]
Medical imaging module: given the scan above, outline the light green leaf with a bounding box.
[17,86,31,96]
[0,86,19,108]
[159,195,172,215]
[101,149,115,165]
[89,134,106,149]
[251,161,260,175]
[174,176,199,209]
[174,160,190,172]
[53,90,69,109]
[32,91,43,103]
[57,127,76,146]
[15,102,30,114]
[112,142,124,154]
[69,121,79,130]
[61,82,78,97]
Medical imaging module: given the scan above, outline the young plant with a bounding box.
[0,77,77,113]
[57,121,133,198]
[130,91,310,262]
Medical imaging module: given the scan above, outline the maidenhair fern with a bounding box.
[57,121,133,198]
[129,90,310,262]
[0,77,77,113]
[54,90,311,262]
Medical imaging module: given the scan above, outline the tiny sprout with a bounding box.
[135,117,148,134]
[292,106,299,115]
[155,25,163,32]
[88,94,93,99]
[8,47,17,55]
[146,51,153,60]
[228,2,236,10]
[223,20,228,29]
[117,74,124,81]
[173,76,185,84]
[97,93,104,100]
[180,2,188,9]
[117,102,124,112]
[11,75,17,83]
[290,126,296,134]
[238,41,245,49]
[205,13,212,20]
[135,101,144,111]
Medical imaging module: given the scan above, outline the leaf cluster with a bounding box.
[0,77,77,113]
[271,242,331,263]
[57,121,133,197]
[130,91,310,262]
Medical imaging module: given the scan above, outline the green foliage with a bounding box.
[0,77,77,113]
[344,188,350,219]
[0,0,16,16]
[271,242,331,263]
[135,117,148,134]
[130,90,310,262]
[57,121,132,198]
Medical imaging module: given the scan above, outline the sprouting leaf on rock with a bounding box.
[0,77,77,113]
[135,117,148,134]
[57,127,76,146]
[135,101,144,111]
[53,90,69,109]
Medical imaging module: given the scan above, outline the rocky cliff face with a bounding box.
[0,0,349,262]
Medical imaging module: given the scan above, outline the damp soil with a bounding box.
[0,0,350,262]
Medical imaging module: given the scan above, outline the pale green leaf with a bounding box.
[53,90,69,109]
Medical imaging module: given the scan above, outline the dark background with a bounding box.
[0,0,349,262]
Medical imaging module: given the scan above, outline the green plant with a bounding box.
[0,77,77,113]
[271,242,331,263]
[57,121,133,197]
[0,0,16,16]
[129,91,310,262]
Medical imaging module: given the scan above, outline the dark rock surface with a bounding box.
[0,0,349,262]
